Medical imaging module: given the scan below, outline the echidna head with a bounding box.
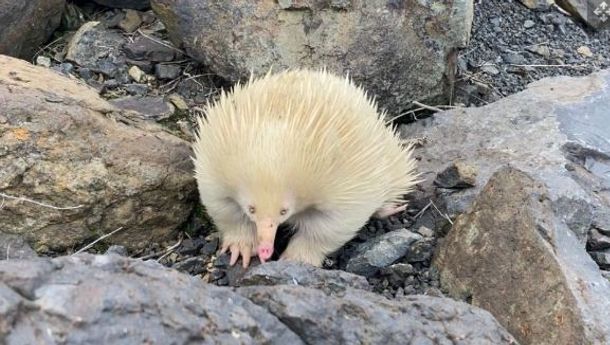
[236,187,296,261]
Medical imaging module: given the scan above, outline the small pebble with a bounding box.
[577,46,593,58]
[128,65,146,83]
[480,64,500,76]
[168,93,189,111]
[523,20,535,29]
[35,56,52,68]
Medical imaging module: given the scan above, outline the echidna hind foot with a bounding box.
[373,203,408,219]
[279,232,331,267]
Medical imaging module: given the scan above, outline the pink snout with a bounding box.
[257,243,274,262]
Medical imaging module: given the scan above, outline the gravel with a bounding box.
[455,0,610,106]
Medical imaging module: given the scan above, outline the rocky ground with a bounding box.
[455,0,610,106]
[16,0,609,300]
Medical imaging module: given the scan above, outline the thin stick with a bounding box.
[0,192,83,210]
[137,29,185,55]
[384,107,425,125]
[508,64,586,68]
[73,227,125,255]
[412,101,443,112]
[413,201,433,219]
[430,201,454,225]
[156,237,184,262]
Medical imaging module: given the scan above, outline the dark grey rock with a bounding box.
[93,0,151,10]
[345,229,422,277]
[0,254,303,345]
[178,238,204,256]
[172,256,206,274]
[590,250,610,269]
[237,285,519,345]
[155,64,182,79]
[65,21,127,78]
[588,228,610,251]
[239,261,371,293]
[124,83,149,96]
[0,0,65,59]
[200,237,219,257]
[78,67,94,80]
[124,36,178,62]
[0,233,37,260]
[110,96,175,120]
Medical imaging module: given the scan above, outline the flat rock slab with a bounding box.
[238,285,519,345]
[239,260,372,293]
[0,54,196,252]
[0,254,302,345]
[150,0,472,115]
[433,167,610,345]
[0,0,65,59]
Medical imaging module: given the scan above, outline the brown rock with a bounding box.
[150,0,473,115]
[0,0,66,59]
[0,54,196,252]
[433,167,610,345]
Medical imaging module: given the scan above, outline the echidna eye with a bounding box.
[248,206,256,214]
[280,208,288,216]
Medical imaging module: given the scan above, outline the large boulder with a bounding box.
[0,0,66,59]
[555,0,610,30]
[400,69,610,344]
[433,168,610,345]
[0,54,196,253]
[402,68,610,244]
[150,0,473,115]
[0,254,520,345]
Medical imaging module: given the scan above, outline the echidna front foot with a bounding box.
[216,221,257,268]
[220,240,256,268]
[373,203,408,219]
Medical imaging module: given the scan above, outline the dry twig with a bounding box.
[73,227,125,255]
[412,101,443,113]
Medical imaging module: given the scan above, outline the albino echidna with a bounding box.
[192,69,419,268]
